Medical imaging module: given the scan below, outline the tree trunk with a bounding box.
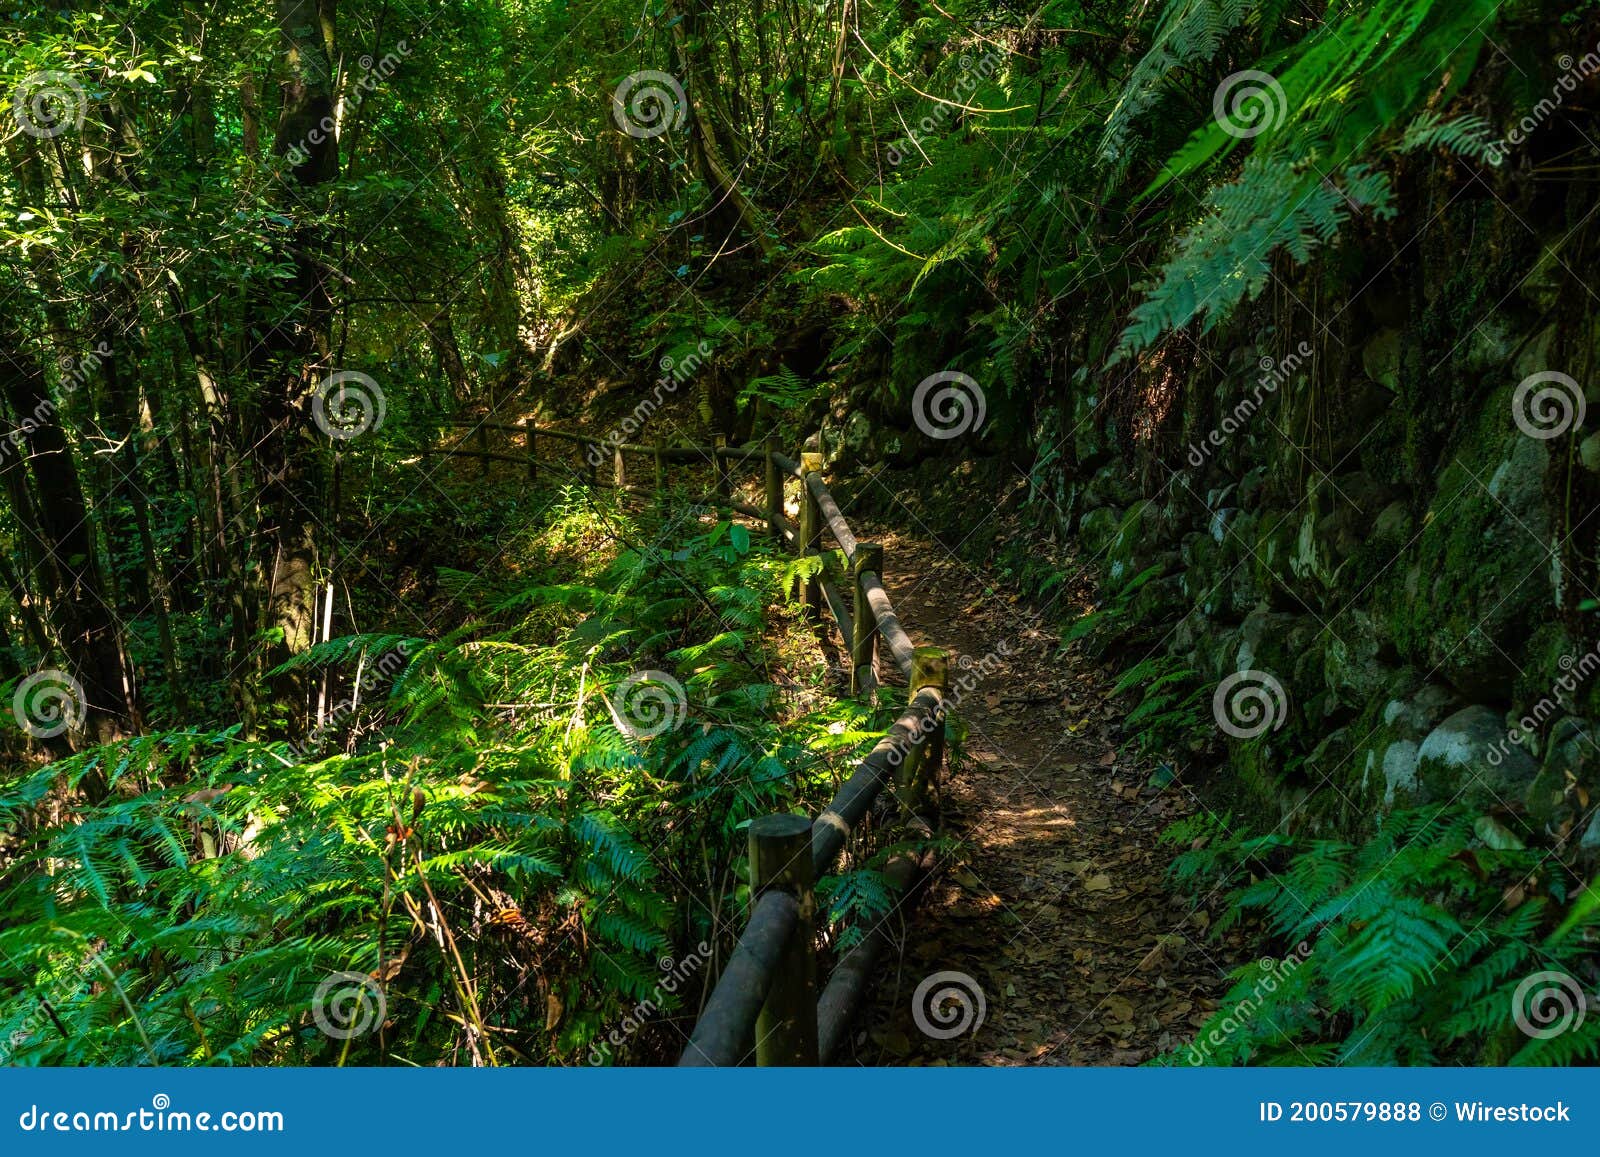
[252,0,341,732]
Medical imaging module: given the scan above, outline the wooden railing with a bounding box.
[424,417,952,1066]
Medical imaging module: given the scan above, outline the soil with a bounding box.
[836,524,1243,1066]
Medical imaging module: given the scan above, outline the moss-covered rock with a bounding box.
[1106,499,1157,585]
[1415,705,1537,808]
[1524,715,1599,832]
[1324,609,1393,710]
[1078,505,1122,555]
[1380,384,1554,697]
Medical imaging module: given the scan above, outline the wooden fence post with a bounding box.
[764,433,782,541]
[898,646,949,812]
[524,419,537,483]
[476,424,490,479]
[851,543,882,697]
[613,444,626,490]
[797,450,824,619]
[749,814,818,1066]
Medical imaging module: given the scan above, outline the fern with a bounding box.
[1401,112,1503,165]
[1117,159,1396,358]
[1165,805,1600,1066]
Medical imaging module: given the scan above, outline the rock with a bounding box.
[1381,740,1420,808]
[1512,323,1557,385]
[1106,500,1158,584]
[1251,511,1300,608]
[1464,310,1517,372]
[1082,463,1140,510]
[1078,506,1122,555]
[1373,499,1413,541]
[1384,682,1458,733]
[1131,575,1188,627]
[1581,432,1600,474]
[1525,716,1598,829]
[1416,706,1538,807]
[1323,609,1391,709]
[1362,328,1402,391]
[1519,251,1563,313]
[1384,387,1554,697]
[1072,380,1110,468]
[1209,507,1239,544]
[1235,607,1309,690]
[1582,810,1600,850]
[1307,727,1351,783]
[1171,610,1204,654]
[1185,532,1225,617]
[1236,466,1268,509]
[1291,473,1399,591]
[838,410,873,466]
[1194,627,1241,684]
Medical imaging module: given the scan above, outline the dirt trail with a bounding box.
[842,528,1239,1066]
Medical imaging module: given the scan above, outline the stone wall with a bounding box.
[1060,186,1600,856]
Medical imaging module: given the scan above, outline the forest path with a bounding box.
[841,526,1239,1065]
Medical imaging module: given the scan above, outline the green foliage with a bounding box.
[738,364,822,412]
[1115,161,1396,358]
[1401,112,1504,164]
[0,506,885,1065]
[1162,807,1600,1066]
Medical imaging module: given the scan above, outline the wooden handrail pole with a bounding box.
[749,814,818,1066]
[524,419,537,482]
[798,449,824,619]
[851,543,883,697]
[899,646,950,812]
[613,443,626,490]
[764,433,783,540]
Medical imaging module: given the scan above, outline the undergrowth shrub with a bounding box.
[1160,807,1600,1066]
[0,497,906,1066]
